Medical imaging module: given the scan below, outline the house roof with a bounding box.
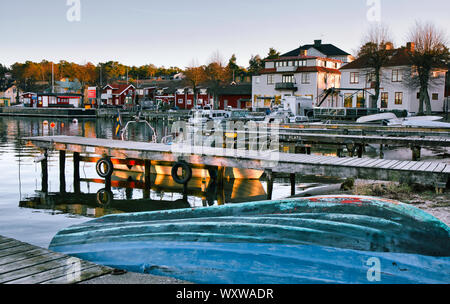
[104,84,136,95]
[340,47,449,70]
[217,83,252,96]
[281,42,350,58]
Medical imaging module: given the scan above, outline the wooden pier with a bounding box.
[0,235,112,284]
[23,136,450,197]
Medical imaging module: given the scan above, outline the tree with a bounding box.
[265,48,280,60]
[204,52,232,109]
[407,21,449,115]
[183,60,206,108]
[357,24,394,108]
[248,55,264,75]
[248,55,264,76]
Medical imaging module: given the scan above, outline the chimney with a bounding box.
[300,49,308,56]
[385,42,394,50]
[407,42,415,52]
[314,40,322,47]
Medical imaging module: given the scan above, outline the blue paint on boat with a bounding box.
[49,196,450,284]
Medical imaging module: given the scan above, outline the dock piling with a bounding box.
[41,149,48,193]
[59,150,66,193]
[73,152,80,194]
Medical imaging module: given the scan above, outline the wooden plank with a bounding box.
[353,158,381,168]
[0,245,38,259]
[0,248,54,266]
[416,162,433,171]
[377,160,399,169]
[0,257,69,283]
[392,161,414,170]
[365,159,387,168]
[41,265,112,284]
[0,241,30,252]
[441,165,450,174]
[7,261,110,284]
[400,161,420,171]
[409,161,426,171]
[432,163,447,173]
[424,163,440,172]
[0,253,66,275]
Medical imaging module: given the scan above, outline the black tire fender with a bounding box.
[171,161,192,184]
[96,157,114,178]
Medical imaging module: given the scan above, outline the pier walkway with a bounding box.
[23,136,450,191]
[0,235,111,284]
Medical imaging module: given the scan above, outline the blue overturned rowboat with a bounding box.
[49,196,450,284]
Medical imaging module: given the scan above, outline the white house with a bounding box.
[252,40,352,111]
[340,43,448,114]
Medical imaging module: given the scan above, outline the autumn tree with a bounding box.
[357,24,394,108]
[406,21,449,115]
[183,59,206,107]
[204,51,232,109]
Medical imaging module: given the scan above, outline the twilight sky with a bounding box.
[0,0,449,69]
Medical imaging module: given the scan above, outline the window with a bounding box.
[282,75,294,83]
[344,94,353,108]
[392,70,403,82]
[178,99,183,104]
[356,92,365,108]
[432,93,439,100]
[350,72,359,84]
[395,92,403,105]
[381,92,388,108]
[417,92,420,99]
[255,77,260,84]
[301,73,310,84]
[267,74,275,85]
[187,99,192,105]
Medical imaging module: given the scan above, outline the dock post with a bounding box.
[266,169,274,200]
[217,166,225,205]
[379,144,384,159]
[143,160,151,199]
[290,173,296,196]
[41,149,48,193]
[412,146,421,161]
[59,150,66,193]
[73,152,80,194]
[356,144,364,158]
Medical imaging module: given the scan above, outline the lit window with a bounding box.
[381,92,388,108]
[395,92,403,105]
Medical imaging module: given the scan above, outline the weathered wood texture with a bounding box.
[0,235,112,284]
[23,136,450,187]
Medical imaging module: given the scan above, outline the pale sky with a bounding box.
[1,0,449,69]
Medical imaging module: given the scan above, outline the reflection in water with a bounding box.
[19,170,267,218]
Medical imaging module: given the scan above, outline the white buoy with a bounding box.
[72,119,78,124]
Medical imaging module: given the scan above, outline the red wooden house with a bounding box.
[175,88,211,109]
[217,84,252,109]
[102,84,136,106]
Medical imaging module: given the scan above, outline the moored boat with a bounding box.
[49,196,450,284]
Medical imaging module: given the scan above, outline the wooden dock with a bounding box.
[23,136,450,192]
[0,235,112,284]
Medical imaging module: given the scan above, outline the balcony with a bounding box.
[275,82,298,91]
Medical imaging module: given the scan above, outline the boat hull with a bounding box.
[49,196,450,284]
